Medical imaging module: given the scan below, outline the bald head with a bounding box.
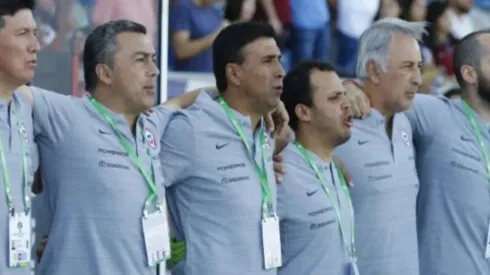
[454,31,490,87]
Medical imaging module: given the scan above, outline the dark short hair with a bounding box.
[0,0,35,29]
[453,30,490,87]
[281,60,336,131]
[83,20,147,92]
[213,21,276,92]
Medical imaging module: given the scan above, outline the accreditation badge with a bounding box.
[261,215,282,269]
[142,206,171,267]
[8,212,31,268]
[485,220,490,258]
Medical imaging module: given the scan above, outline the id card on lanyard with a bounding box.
[461,102,490,259]
[0,103,32,268]
[218,96,282,270]
[89,97,171,266]
[294,141,359,275]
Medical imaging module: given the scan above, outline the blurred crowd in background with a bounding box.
[28,0,490,100]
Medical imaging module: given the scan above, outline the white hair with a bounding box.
[356,18,427,81]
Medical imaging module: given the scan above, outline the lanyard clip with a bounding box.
[262,202,274,219]
[9,207,15,217]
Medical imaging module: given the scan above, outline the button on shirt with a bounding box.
[0,92,38,275]
[334,109,420,275]
[31,87,174,275]
[277,143,353,275]
[406,94,490,275]
[160,91,277,275]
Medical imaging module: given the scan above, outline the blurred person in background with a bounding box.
[400,0,427,22]
[447,0,476,40]
[423,1,455,77]
[335,0,380,76]
[289,0,331,66]
[254,0,285,35]
[92,0,158,43]
[379,0,402,19]
[170,0,227,72]
[253,0,291,71]
[224,0,256,22]
[31,0,78,95]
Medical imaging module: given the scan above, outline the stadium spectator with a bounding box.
[224,0,256,22]
[379,0,401,19]
[92,0,158,42]
[423,1,455,77]
[170,0,226,72]
[336,0,380,76]
[447,0,476,40]
[400,0,427,22]
[289,0,331,66]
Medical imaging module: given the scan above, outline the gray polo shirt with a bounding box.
[30,87,174,275]
[334,109,420,275]
[160,91,277,275]
[406,94,490,275]
[277,143,352,275]
[0,92,38,275]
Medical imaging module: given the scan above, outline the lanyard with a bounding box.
[89,97,159,216]
[294,141,356,260]
[0,103,30,215]
[462,101,490,186]
[217,96,273,216]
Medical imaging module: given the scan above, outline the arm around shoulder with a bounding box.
[160,113,196,186]
[404,94,447,141]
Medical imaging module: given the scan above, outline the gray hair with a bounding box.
[356,18,427,80]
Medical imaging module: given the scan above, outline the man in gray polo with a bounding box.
[404,30,490,275]
[0,1,40,274]
[334,18,424,275]
[278,60,356,275]
[160,22,285,275]
[345,30,490,275]
[21,20,177,275]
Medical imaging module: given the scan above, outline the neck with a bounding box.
[0,78,20,103]
[222,90,262,130]
[364,81,395,119]
[92,89,139,131]
[296,127,334,162]
[461,90,490,123]
[364,81,395,136]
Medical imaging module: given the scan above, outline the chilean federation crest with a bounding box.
[144,127,156,149]
[401,130,410,147]
[18,122,28,145]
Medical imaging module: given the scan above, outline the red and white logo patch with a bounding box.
[144,128,156,149]
[401,130,410,146]
[18,122,28,145]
